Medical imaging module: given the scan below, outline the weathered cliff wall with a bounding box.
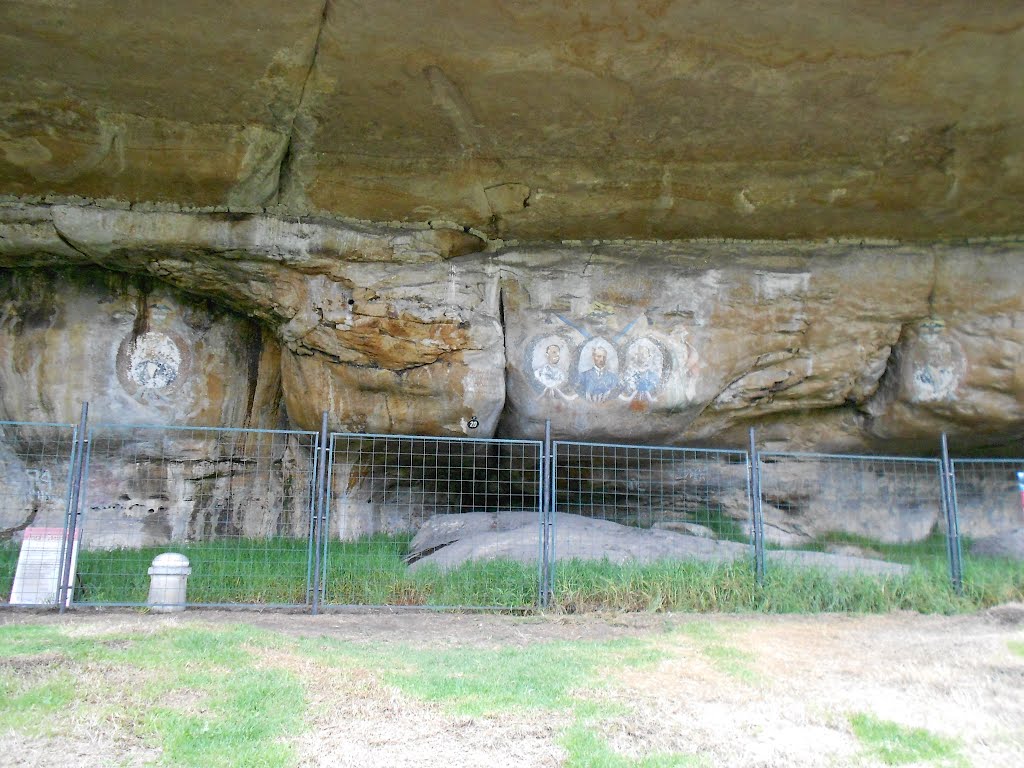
[3,4,1023,558]
[2,204,1022,453]
[1,203,1022,551]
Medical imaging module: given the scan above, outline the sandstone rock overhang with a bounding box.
[1,2,1022,241]
[2,203,1023,454]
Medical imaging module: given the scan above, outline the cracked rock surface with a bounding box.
[2,204,1023,453]
[1,2,1022,240]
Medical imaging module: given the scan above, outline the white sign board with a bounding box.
[10,527,80,606]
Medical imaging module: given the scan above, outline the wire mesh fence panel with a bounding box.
[73,425,318,607]
[758,452,950,582]
[323,434,543,609]
[550,441,754,606]
[0,422,78,607]
[950,458,1024,588]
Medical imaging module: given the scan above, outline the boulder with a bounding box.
[969,529,1024,561]
[407,512,909,577]
[406,511,540,561]
[652,521,717,538]
[0,268,281,429]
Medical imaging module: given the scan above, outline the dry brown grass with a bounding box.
[1,607,1022,767]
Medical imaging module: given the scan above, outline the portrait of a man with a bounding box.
[532,339,576,400]
[620,338,664,404]
[577,341,618,403]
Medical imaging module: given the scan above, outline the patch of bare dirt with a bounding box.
[1,606,1023,766]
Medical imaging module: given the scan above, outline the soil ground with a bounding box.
[2,605,1023,767]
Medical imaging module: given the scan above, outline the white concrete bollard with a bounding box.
[147,552,191,612]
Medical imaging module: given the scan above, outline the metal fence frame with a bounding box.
[71,421,320,610]
[2,405,1021,612]
[757,450,954,584]
[549,438,756,604]
[321,431,545,611]
[948,455,1024,588]
[0,418,81,609]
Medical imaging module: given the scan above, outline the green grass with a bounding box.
[676,621,759,683]
[0,672,77,731]
[778,529,953,563]
[960,554,1024,605]
[0,620,700,767]
[298,632,664,716]
[1,541,17,601]
[7,532,1022,614]
[551,556,995,614]
[0,619,1011,768]
[73,538,314,605]
[849,713,968,766]
[299,628,702,766]
[0,623,304,767]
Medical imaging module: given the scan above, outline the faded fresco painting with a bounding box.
[904,318,965,403]
[525,312,694,410]
[116,329,191,402]
[619,338,664,404]
[577,338,618,403]
[530,335,576,400]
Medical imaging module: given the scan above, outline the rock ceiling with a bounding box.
[2,1,1022,242]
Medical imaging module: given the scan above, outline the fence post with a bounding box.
[748,427,766,586]
[939,433,964,594]
[58,402,89,613]
[539,420,553,608]
[310,411,330,615]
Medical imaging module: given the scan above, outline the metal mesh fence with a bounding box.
[73,425,319,607]
[5,410,1019,611]
[323,434,543,609]
[0,421,78,607]
[950,458,1024,586]
[757,452,951,580]
[550,441,754,597]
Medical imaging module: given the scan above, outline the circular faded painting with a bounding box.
[117,331,190,399]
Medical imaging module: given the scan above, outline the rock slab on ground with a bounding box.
[406,512,909,577]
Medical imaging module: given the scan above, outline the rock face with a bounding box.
[77,430,316,550]
[0,426,318,551]
[2,205,1024,454]
[2,6,1023,560]
[499,241,1024,453]
[970,529,1024,561]
[2,3,1022,241]
[0,268,281,428]
[0,269,304,549]
[0,205,504,436]
[1,205,1023,553]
